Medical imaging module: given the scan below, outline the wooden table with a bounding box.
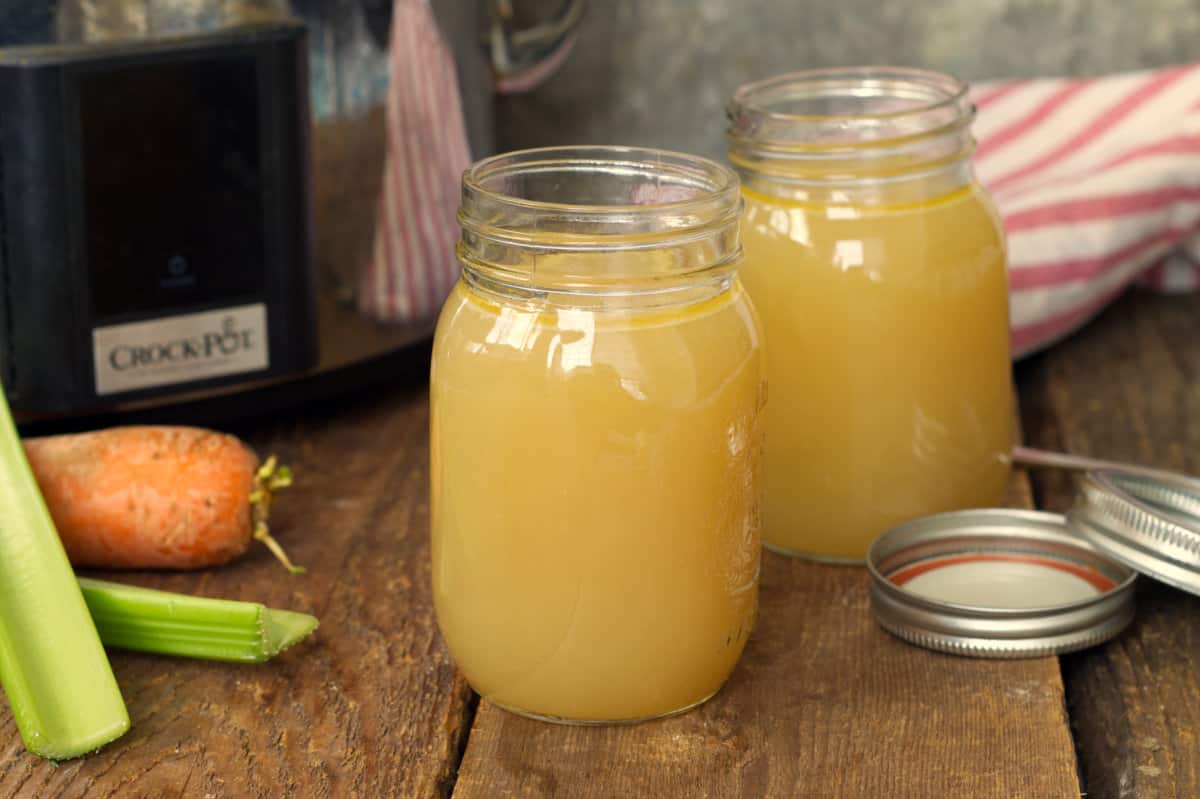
[2,288,1198,798]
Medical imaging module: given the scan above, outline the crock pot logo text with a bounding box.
[108,317,257,371]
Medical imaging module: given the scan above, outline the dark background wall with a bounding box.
[493,0,1200,160]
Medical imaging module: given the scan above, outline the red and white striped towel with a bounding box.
[360,22,1200,357]
[971,63,1200,357]
[356,0,471,326]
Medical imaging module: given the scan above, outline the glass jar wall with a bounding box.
[431,146,765,723]
[727,68,1013,562]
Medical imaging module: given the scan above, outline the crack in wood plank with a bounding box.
[1018,290,1200,799]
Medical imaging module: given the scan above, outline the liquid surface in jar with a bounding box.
[431,279,764,722]
[739,183,1013,561]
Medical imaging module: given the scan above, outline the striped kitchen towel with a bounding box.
[356,0,471,326]
[970,63,1200,358]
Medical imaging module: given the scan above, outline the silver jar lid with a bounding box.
[1069,468,1200,595]
[867,509,1137,658]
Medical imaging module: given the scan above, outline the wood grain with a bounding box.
[1018,290,1200,799]
[452,470,1080,799]
[0,382,472,798]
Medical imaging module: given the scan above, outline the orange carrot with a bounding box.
[21,426,302,573]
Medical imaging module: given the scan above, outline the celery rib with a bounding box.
[0,386,129,760]
[78,578,319,663]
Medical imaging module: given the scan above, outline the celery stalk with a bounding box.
[0,386,129,760]
[79,579,318,663]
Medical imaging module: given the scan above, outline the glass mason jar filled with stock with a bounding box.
[430,147,765,723]
[727,68,1013,562]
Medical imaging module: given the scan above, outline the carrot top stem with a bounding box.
[250,455,305,575]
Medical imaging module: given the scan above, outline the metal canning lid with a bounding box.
[1069,468,1200,596]
[867,509,1137,658]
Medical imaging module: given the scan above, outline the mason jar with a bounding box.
[727,68,1013,562]
[431,146,765,724]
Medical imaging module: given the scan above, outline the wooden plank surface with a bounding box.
[1018,290,1200,799]
[19,288,1194,798]
[0,381,472,798]
[452,472,1081,798]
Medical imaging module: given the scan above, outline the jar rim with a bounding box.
[461,145,740,219]
[730,66,968,123]
[728,67,972,153]
[456,146,743,295]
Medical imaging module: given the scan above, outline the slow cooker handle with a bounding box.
[487,0,587,94]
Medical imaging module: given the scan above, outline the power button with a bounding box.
[160,253,197,289]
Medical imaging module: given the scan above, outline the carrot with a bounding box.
[21,426,303,573]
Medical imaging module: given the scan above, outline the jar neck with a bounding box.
[457,146,743,308]
[459,264,739,313]
[727,67,978,205]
